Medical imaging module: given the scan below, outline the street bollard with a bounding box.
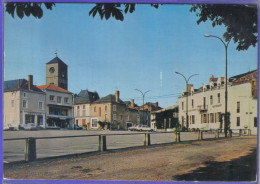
[215,129,219,139]
[175,132,180,142]
[198,130,203,140]
[239,129,242,136]
[144,133,151,146]
[228,129,232,137]
[248,129,251,136]
[24,137,36,162]
[98,135,107,151]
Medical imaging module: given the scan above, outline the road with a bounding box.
[4,130,230,162]
[4,136,257,181]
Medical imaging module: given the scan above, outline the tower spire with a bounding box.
[55,49,58,57]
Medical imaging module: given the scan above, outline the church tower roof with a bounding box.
[46,56,67,66]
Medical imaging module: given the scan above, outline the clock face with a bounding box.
[49,67,55,73]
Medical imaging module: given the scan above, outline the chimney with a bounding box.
[17,79,20,88]
[187,84,193,93]
[28,75,33,90]
[131,99,134,107]
[115,90,119,103]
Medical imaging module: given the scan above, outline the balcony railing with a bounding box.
[197,105,208,111]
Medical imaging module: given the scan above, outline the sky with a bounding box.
[4,3,258,108]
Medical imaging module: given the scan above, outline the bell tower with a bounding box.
[46,53,68,90]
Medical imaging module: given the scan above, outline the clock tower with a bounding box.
[46,55,68,90]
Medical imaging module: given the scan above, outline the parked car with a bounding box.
[128,125,141,131]
[137,125,154,132]
[20,123,37,130]
[74,125,83,130]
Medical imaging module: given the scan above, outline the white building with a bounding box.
[178,70,257,135]
[37,84,73,128]
[74,89,100,129]
[4,75,46,129]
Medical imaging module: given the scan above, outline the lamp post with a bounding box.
[135,89,150,125]
[204,34,230,137]
[175,72,198,130]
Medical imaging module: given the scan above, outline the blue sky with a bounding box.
[4,3,258,108]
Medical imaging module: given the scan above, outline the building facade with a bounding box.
[4,75,46,129]
[37,84,73,128]
[74,89,100,129]
[178,70,258,135]
[151,105,179,130]
[88,91,144,130]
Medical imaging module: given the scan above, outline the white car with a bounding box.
[136,125,154,132]
[128,125,141,131]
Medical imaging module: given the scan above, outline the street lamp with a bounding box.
[175,72,198,130]
[135,89,150,125]
[204,34,230,137]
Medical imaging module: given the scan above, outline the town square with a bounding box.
[2,2,259,183]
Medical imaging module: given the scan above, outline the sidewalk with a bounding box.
[4,136,257,181]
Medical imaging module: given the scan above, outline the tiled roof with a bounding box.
[230,70,257,81]
[95,94,125,104]
[46,56,67,66]
[74,90,100,104]
[4,79,44,93]
[37,84,72,93]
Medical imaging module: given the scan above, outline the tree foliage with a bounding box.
[88,3,159,21]
[190,4,258,51]
[5,3,257,51]
[5,3,55,19]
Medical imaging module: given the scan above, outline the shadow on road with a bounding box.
[172,148,257,181]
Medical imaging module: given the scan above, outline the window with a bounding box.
[83,105,85,109]
[236,117,240,126]
[182,102,184,110]
[105,114,107,121]
[113,105,116,111]
[50,95,54,101]
[98,107,101,116]
[237,102,240,113]
[37,115,43,125]
[203,97,206,109]
[25,114,34,124]
[11,100,14,107]
[254,117,257,127]
[94,106,97,112]
[23,93,26,97]
[191,115,195,124]
[217,93,220,103]
[23,100,27,108]
[210,113,214,123]
[39,102,43,109]
[64,97,69,103]
[57,96,62,103]
[210,95,213,105]
[121,115,123,121]
[137,115,140,123]
[202,114,207,123]
[191,99,194,108]
[113,114,117,120]
[105,105,107,111]
[91,119,98,128]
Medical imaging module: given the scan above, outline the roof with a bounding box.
[154,105,179,113]
[95,94,125,104]
[74,90,100,104]
[37,84,72,93]
[230,70,257,81]
[4,79,44,93]
[46,56,67,66]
